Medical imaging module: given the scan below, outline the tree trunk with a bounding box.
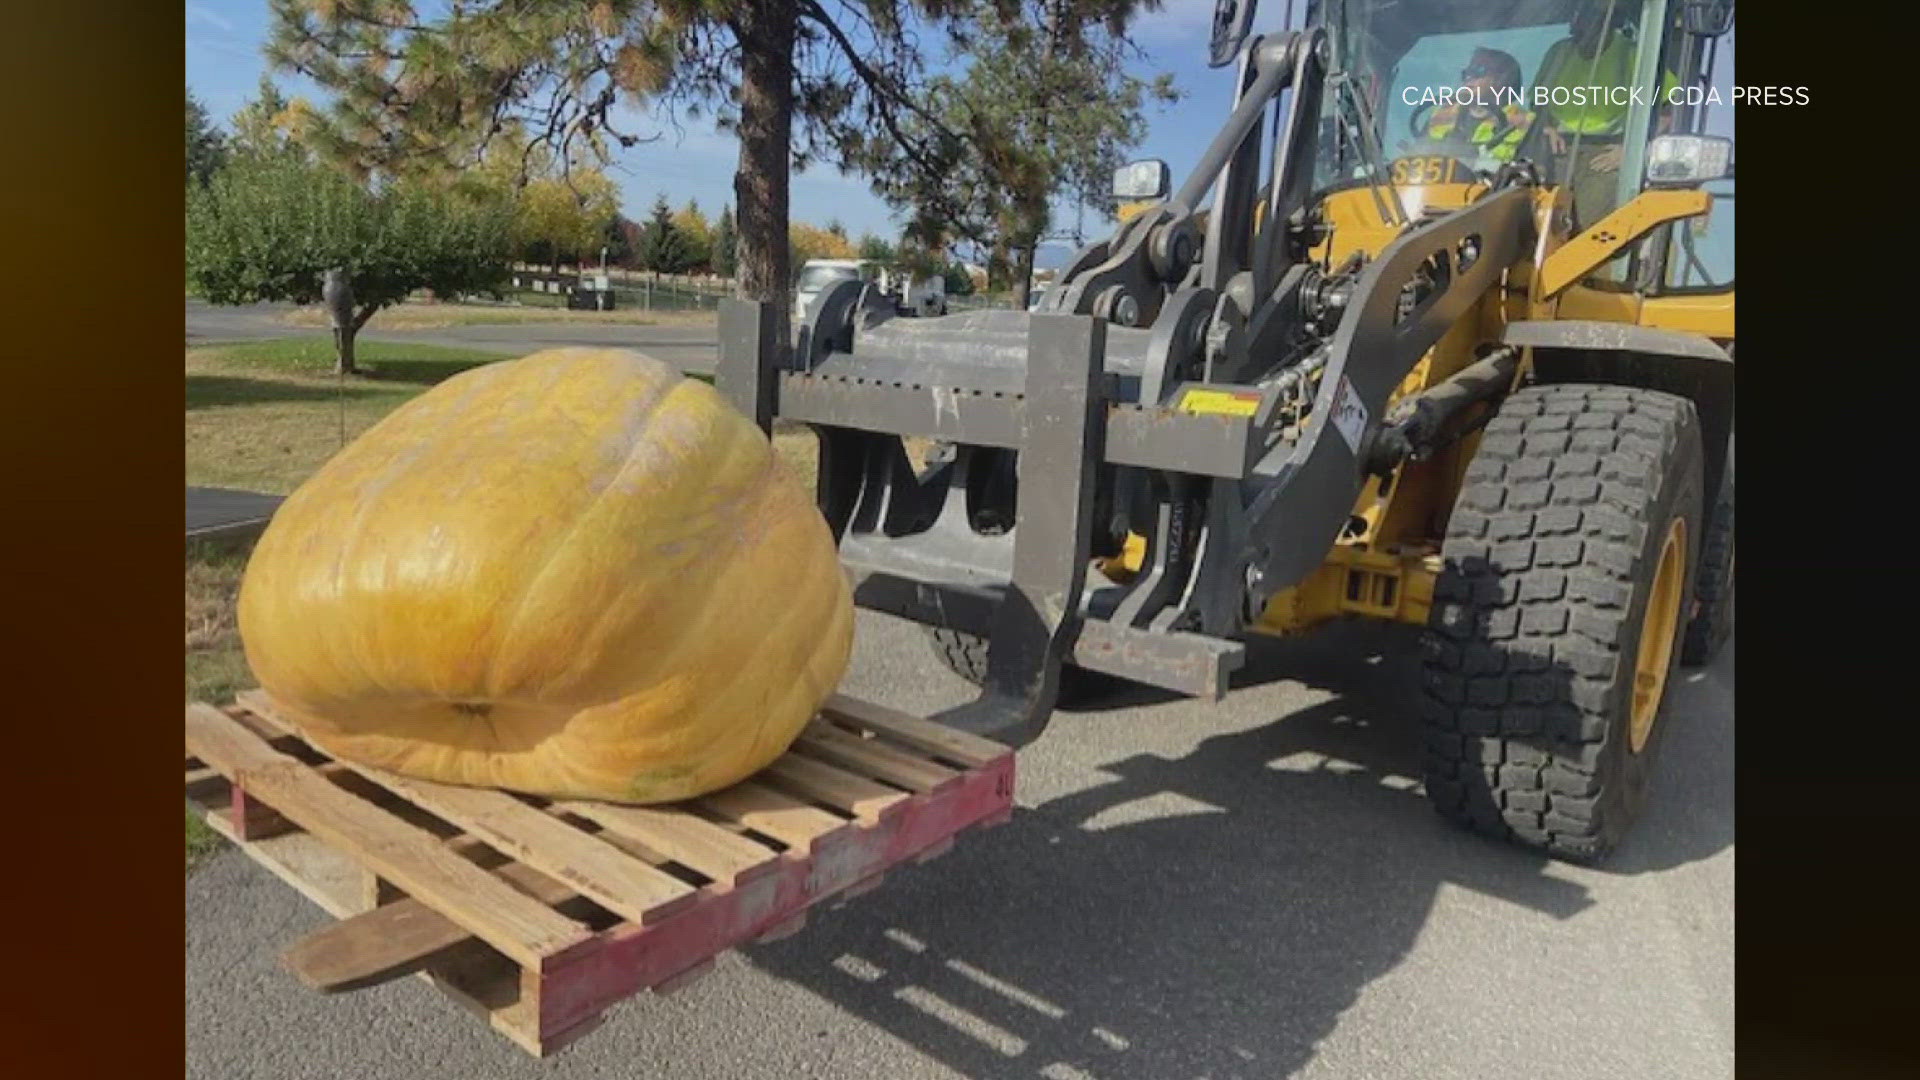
[322,268,359,375]
[1011,242,1038,309]
[334,325,359,376]
[336,303,380,376]
[732,0,797,347]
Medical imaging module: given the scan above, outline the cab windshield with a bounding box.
[1312,0,1671,213]
[796,265,861,292]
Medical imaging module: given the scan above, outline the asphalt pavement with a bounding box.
[185,299,721,375]
[185,615,1734,1080]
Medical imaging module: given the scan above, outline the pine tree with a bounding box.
[186,88,227,186]
[712,205,738,280]
[265,0,985,343]
[638,195,690,276]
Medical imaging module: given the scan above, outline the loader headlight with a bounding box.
[1113,159,1171,201]
[1644,135,1734,187]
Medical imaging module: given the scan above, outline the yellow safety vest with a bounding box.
[1536,35,1639,136]
[1426,103,1535,162]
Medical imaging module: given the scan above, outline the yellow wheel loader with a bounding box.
[717,0,1734,862]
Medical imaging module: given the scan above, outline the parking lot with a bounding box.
[187,613,1733,1080]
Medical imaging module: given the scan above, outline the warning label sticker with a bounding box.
[1178,387,1262,418]
[1329,375,1369,454]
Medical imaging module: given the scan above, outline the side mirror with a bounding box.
[1113,159,1171,201]
[1209,0,1259,68]
[1680,0,1735,36]
[1644,134,1734,186]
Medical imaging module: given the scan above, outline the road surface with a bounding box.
[186,299,721,375]
[186,616,1734,1080]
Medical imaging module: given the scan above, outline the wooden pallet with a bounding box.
[185,690,1014,1056]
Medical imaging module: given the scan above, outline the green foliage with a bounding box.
[711,205,738,278]
[942,259,976,296]
[673,200,713,273]
[637,195,691,275]
[515,169,622,268]
[863,2,1178,300]
[858,233,896,263]
[262,0,987,317]
[227,75,306,161]
[604,214,636,268]
[185,153,514,324]
[186,88,227,186]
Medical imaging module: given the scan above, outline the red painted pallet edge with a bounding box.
[532,749,1014,1040]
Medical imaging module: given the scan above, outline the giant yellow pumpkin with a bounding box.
[237,348,853,803]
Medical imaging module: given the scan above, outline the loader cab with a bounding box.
[1303,0,1733,299]
[794,259,872,327]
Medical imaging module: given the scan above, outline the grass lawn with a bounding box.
[183,337,816,867]
[185,536,250,872]
[186,338,504,493]
[275,300,716,331]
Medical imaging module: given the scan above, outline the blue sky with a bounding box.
[187,2,1731,251]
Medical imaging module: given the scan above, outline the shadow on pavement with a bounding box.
[750,620,1732,1079]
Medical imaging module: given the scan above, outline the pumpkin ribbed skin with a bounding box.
[237,348,853,803]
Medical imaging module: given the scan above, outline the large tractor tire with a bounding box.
[1681,449,1733,666]
[924,627,1106,704]
[1421,384,1703,862]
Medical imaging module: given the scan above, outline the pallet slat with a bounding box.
[796,721,961,793]
[696,780,850,851]
[820,694,1004,767]
[339,766,699,927]
[285,894,478,992]
[186,704,593,969]
[288,839,582,993]
[762,753,909,821]
[555,801,778,888]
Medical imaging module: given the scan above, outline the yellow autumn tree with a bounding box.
[789,222,857,269]
[514,169,621,271]
[672,200,712,272]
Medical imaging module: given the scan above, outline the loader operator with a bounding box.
[1533,0,1676,225]
[1421,47,1535,167]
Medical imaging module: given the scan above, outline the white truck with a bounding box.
[794,259,947,327]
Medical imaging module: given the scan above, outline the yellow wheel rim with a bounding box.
[1630,517,1687,754]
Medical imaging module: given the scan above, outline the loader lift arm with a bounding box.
[718,25,1538,748]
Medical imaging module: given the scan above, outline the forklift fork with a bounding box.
[716,299,1107,746]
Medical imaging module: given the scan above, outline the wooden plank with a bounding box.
[696,781,850,852]
[821,694,1005,768]
[231,783,296,841]
[186,704,592,968]
[340,766,698,927]
[555,801,779,889]
[285,896,480,992]
[762,753,910,821]
[203,810,370,919]
[234,688,288,732]
[796,722,961,793]
[235,691,695,920]
[284,838,579,993]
